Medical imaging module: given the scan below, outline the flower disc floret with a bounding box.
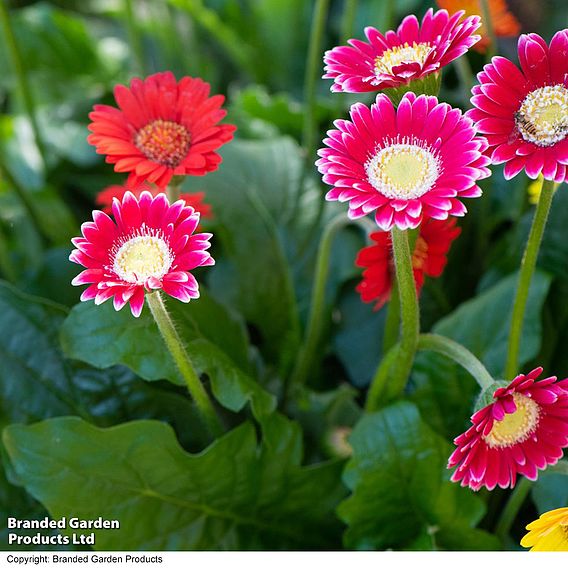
[448,367,568,491]
[88,72,236,188]
[468,31,568,182]
[365,142,441,200]
[317,92,490,231]
[70,191,214,317]
[323,8,481,93]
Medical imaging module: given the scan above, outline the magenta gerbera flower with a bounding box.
[323,9,481,93]
[316,92,490,230]
[70,191,214,317]
[448,367,568,491]
[469,31,568,182]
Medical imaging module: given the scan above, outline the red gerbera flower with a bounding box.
[448,367,568,491]
[317,92,490,231]
[87,72,236,188]
[323,8,481,93]
[468,31,568,182]
[356,218,461,310]
[96,183,213,221]
[70,191,214,317]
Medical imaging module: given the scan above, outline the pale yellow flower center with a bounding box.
[113,235,173,284]
[374,42,432,75]
[135,119,191,167]
[366,143,440,199]
[484,393,540,448]
[515,85,568,147]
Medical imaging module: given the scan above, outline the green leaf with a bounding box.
[432,270,551,377]
[3,416,345,550]
[0,281,208,449]
[532,469,568,514]
[0,281,80,427]
[60,294,275,419]
[193,138,301,369]
[338,402,500,550]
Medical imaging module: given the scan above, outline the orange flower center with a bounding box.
[483,393,540,448]
[135,119,191,168]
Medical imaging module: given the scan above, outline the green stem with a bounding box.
[479,0,497,59]
[287,214,351,392]
[454,55,475,108]
[0,219,17,282]
[365,343,400,412]
[340,0,358,44]
[0,154,48,243]
[386,227,420,399]
[166,182,181,203]
[123,0,146,75]
[495,477,532,541]
[302,0,330,170]
[383,279,400,353]
[0,1,47,170]
[505,177,555,379]
[418,334,494,390]
[146,291,223,438]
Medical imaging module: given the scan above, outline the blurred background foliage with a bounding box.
[0,0,568,552]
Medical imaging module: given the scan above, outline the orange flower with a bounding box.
[437,0,520,52]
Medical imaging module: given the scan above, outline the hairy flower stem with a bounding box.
[0,1,47,170]
[418,334,495,390]
[388,228,420,396]
[383,280,400,353]
[287,215,351,395]
[147,291,223,438]
[505,178,555,379]
[367,228,419,410]
[495,477,532,541]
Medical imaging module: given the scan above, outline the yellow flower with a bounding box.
[520,507,568,551]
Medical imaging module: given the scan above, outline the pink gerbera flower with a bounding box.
[356,218,461,310]
[468,31,568,182]
[70,191,214,317]
[317,92,490,230]
[448,368,568,491]
[95,183,213,222]
[88,72,236,188]
[323,9,481,93]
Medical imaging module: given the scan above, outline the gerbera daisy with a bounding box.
[317,92,490,230]
[436,0,521,53]
[468,31,568,182]
[521,507,568,551]
[70,191,214,317]
[87,72,236,188]
[448,367,568,491]
[356,218,461,310]
[96,183,213,221]
[323,8,481,93]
